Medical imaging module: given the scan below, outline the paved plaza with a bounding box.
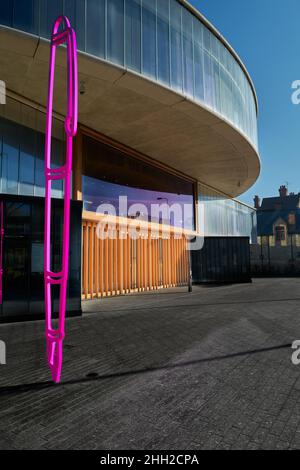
[1,278,300,450]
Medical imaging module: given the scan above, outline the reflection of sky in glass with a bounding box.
[198,184,256,240]
[83,176,194,230]
[0,0,258,148]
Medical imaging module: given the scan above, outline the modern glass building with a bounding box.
[0,0,260,317]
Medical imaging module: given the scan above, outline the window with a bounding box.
[288,213,296,226]
[275,225,286,242]
[82,135,195,230]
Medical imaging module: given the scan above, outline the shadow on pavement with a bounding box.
[0,342,292,397]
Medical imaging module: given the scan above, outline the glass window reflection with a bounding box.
[0,0,258,149]
[83,135,195,230]
[198,183,257,242]
[0,100,65,199]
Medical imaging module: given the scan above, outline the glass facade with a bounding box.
[82,135,195,230]
[0,0,258,150]
[198,183,257,242]
[0,98,65,199]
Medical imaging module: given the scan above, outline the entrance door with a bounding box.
[0,195,82,322]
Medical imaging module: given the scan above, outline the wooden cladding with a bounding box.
[82,218,189,299]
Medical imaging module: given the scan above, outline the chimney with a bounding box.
[254,195,260,209]
[279,185,288,198]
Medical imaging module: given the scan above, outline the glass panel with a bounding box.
[86,0,106,58]
[142,0,157,79]
[193,17,204,102]
[211,34,220,62]
[47,0,63,26]
[4,202,31,318]
[203,50,215,109]
[107,0,125,66]
[170,0,182,92]
[202,25,211,53]
[2,120,19,195]
[64,0,75,24]
[40,0,63,38]
[198,183,257,241]
[182,8,193,97]
[51,138,64,199]
[157,0,170,86]
[3,238,29,316]
[125,0,141,72]
[19,126,35,196]
[0,1,13,26]
[74,0,86,51]
[213,58,220,112]
[13,0,36,33]
[34,133,45,197]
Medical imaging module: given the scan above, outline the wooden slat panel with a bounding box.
[99,236,103,296]
[95,227,99,296]
[142,236,146,290]
[114,233,118,294]
[104,234,109,296]
[128,238,132,291]
[118,231,123,294]
[148,229,152,290]
[83,223,89,298]
[137,237,141,291]
[179,238,184,285]
[175,238,179,285]
[108,234,113,295]
[82,219,190,299]
[89,224,94,297]
[123,236,128,292]
[153,238,157,289]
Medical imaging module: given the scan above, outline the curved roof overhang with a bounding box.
[0,26,260,197]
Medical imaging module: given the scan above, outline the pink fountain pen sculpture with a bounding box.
[44,16,78,383]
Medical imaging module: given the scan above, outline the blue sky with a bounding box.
[190,0,300,206]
